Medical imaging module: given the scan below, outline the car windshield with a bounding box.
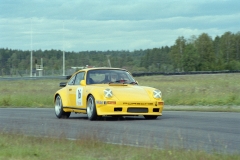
[86,69,136,84]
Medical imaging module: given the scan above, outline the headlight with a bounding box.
[153,90,162,99]
[104,88,113,98]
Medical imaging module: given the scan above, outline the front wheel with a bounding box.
[144,115,158,120]
[55,95,71,118]
[87,95,98,120]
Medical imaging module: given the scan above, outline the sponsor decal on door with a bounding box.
[76,87,83,106]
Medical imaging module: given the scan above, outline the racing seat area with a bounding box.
[103,75,110,83]
[87,77,95,84]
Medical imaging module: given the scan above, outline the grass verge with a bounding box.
[0,132,239,160]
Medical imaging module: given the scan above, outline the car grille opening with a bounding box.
[127,108,148,113]
[114,107,122,112]
[153,108,160,112]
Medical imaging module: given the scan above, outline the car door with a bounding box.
[66,74,76,107]
[68,72,85,108]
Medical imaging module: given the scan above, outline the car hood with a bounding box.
[108,85,152,101]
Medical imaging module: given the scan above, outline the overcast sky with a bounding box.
[0,0,240,52]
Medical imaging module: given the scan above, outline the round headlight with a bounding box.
[104,88,113,98]
[153,90,162,99]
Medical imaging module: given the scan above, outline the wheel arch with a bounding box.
[54,93,60,102]
[86,93,93,100]
[86,93,96,105]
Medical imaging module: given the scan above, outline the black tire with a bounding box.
[54,95,71,119]
[87,95,98,120]
[144,115,158,120]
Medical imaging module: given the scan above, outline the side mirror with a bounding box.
[59,82,67,87]
[80,80,86,86]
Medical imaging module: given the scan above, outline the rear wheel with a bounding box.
[55,95,71,118]
[144,115,158,120]
[87,95,98,120]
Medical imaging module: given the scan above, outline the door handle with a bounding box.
[69,89,72,91]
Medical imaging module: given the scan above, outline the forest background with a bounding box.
[1,31,240,77]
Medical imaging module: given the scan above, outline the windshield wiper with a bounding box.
[129,81,138,85]
[115,80,127,83]
[108,80,137,85]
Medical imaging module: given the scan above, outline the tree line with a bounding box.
[141,31,240,72]
[0,31,240,76]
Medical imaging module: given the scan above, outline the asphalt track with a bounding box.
[0,108,239,153]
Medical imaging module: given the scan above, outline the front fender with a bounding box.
[86,86,120,103]
[86,87,105,101]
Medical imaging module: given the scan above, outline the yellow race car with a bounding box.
[54,68,164,120]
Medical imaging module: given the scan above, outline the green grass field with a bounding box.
[138,74,240,106]
[0,132,239,160]
[0,73,240,110]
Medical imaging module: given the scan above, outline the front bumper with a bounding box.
[95,100,164,116]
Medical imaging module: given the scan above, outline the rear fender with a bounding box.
[54,88,69,107]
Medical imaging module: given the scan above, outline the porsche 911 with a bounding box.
[54,68,164,120]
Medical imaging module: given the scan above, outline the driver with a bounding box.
[110,74,117,82]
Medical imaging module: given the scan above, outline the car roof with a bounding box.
[67,67,129,80]
[79,67,127,72]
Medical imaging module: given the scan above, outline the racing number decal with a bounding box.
[76,87,83,106]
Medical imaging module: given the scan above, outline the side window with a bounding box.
[68,75,76,85]
[74,72,85,85]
